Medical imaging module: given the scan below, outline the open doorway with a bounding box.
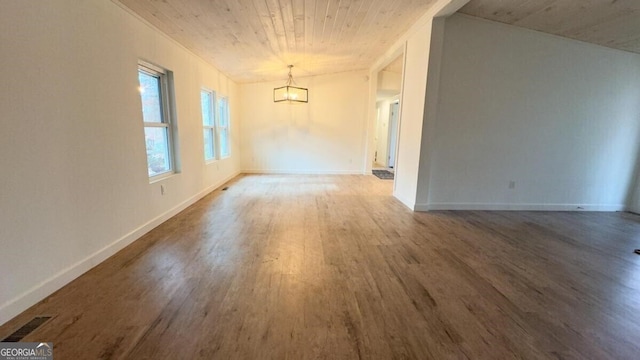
[373,55,403,176]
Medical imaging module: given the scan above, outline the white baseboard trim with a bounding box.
[0,171,240,326]
[415,202,627,212]
[393,194,416,211]
[242,169,363,175]
[628,208,640,215]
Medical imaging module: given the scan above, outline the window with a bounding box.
[218,96,230,158]
[137,63,177,179]
[201,89,216,161]
[200,90,229,162]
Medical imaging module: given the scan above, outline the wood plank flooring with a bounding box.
[2,174,640,359]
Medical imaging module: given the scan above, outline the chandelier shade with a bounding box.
[274,85,308,103]
[274,65,308,103]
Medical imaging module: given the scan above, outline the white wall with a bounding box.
[375,100,391,166]
[415,17,447,208]
[393,25,434,208]
[421,14,640,211]
[366,0,469,210]
[239,71,369,174]
[0,0,241,325]
[377,71,402,94]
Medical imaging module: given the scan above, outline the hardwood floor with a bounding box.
[2,174,640,359]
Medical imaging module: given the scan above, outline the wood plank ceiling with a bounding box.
[459,0,640,55]
[114,0,640,83]
[113,0,438,83]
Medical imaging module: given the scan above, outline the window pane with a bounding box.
[144,127,171,176]
[204,129,215,160]
[200,91,213,126]
[220,128,229,157]
[138,71,163,123]
[218,98,228,127]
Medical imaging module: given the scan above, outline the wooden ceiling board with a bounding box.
[114,0,640,82]
[114,0,438,82]
[460,0,640,56]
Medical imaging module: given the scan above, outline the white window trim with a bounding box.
[201,88,218,164]
[138,61,178,181]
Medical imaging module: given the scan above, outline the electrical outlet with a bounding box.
[508,181,516,189]
[161,185,165,195]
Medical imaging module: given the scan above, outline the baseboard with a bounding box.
[416,202,627,212]
[0,171,240,326]
[242,169,363,175]
[392,192,416,211]
[628,208,640,215]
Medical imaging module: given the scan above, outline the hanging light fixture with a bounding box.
[273,65,308,103]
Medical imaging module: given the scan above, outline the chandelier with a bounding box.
[273,65,308,103]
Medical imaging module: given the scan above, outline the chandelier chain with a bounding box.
[287,65,294,86]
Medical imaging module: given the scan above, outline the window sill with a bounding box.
[149,171,178,184]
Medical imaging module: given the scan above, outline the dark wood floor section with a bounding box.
[2,174,640,359]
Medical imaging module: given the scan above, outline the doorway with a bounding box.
[373,54,403,174]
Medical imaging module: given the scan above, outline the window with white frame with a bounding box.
[200,89,216,161]
[218,96,230,158]
[137,63,177,179]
